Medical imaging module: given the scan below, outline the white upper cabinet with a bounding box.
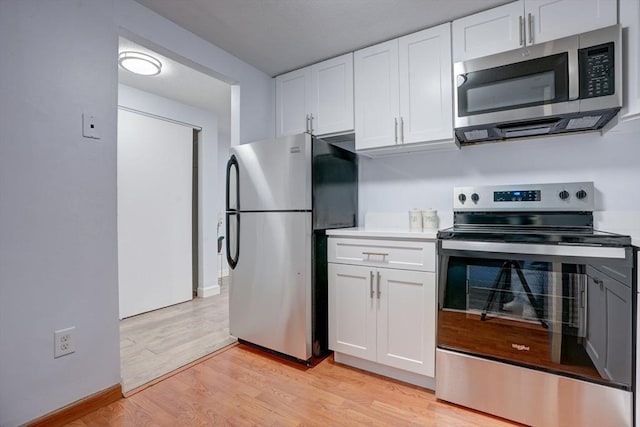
[453,0,617,63]
[452,1,523,63]
[275,67,311,137]
[620,0,640,119]
[399,25,453,145]
[525,0,616,45]
[275,53,354,137]
[354,39,400,150]
[355,23,455,154]
[310,54,354,135]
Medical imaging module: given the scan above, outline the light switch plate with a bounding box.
[82,112,101,139]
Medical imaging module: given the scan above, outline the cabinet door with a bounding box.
[310,53,354,136]
[585,266,633,384]
[452,1,524,62]
[377,269,435,376]
[328,263,377,362]
[398,23,453,145]
[620,0,640,119]
[275,67,312,137]
[525,0,617,46]
[354,39,400,150]
[601,272,632,383]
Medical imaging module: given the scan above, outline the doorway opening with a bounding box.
[117,36,235,393]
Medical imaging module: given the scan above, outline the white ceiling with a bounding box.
[119,1,512,135]
[118,37,231,137]
[134,0,513,77]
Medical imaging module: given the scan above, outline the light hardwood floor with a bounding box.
[120,278,235,392]
[72,344,520,426]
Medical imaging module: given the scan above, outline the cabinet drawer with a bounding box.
[328,237,435,272]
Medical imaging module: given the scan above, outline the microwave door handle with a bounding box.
[568,49,580,100]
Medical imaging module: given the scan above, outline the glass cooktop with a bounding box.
[438,226,632,247]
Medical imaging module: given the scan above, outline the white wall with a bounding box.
[114,0,277,279]
[359,121,640,229]
[0,1,274,425]
[118,84,221,297]
[0,1,120,426]
[115,0,275,145]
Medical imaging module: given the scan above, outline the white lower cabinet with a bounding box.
[328,236,436,381]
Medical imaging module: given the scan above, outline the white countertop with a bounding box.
[330,211,640,246]
[326,227,438,240]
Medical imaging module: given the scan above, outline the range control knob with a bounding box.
[559,190,570,200]
[576,190,588,200]
[458,193,467,203]
[471,193,480,203]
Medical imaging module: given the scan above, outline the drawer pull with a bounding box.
[370,271,374,298]
[362,251,389,259]
[376,271,381,299]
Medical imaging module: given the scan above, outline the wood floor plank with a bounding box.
[120,278,234,392]
[71,344,521,426]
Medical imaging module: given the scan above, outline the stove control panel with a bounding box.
[453,182,594,211]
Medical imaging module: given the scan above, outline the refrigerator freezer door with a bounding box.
[229,211,312,361]
[231,133,312,212]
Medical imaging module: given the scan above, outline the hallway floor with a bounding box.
[119,277,235,392]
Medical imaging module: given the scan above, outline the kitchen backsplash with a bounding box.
[358,118,640,235]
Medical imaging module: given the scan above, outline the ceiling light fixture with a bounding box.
[118,51,162,76]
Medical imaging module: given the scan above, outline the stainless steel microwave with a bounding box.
[454,24,622,145]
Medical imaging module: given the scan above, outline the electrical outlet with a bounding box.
[54,327,76,358]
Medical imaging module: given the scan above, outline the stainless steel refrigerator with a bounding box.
[225,133,357,363]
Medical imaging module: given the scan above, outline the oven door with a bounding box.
[438,239,634,390]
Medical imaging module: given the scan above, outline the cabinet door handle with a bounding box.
[305,114,310,133]
[400,117,404,143]
[394,118,398,144]
[528,13,533,44]
[376,271,381,299]
[592,276,604,290]
[309,113,314,134]
[370,271,374,298]
[519,15,524,46]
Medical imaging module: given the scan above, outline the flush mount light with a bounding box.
[118,51,162,76]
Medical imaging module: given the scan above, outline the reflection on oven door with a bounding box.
[439,256,632,389]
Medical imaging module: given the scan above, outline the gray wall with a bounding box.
[0,1,275,425]
[359,121,640,225]
[0,1,120,425]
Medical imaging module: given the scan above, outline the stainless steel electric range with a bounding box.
[436,182,636,427]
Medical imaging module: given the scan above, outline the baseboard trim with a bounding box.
[197,283,220,298]
[334,352,435,390]
[27,384,122,427]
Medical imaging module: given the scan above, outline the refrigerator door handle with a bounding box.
[226,154,239,212]
[225,212,240,269]
[226,155,240,269]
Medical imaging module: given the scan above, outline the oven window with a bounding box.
[457,52,569,117]
[439,255,632,389]
[466,261,549,322]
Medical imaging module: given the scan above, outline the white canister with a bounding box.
[422,209,439,231]
[409,209,422,232]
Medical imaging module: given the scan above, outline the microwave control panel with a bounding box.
[579,42,615,99]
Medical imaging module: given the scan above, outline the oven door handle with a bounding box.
[440,240,626,259]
